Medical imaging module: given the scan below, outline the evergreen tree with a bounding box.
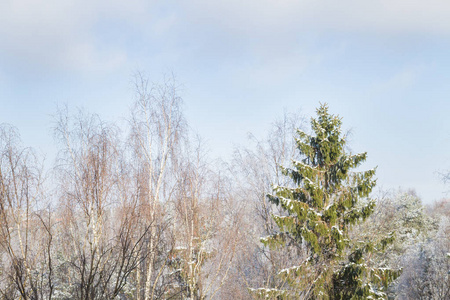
[253,104,400,299]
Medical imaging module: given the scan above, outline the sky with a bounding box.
[1,0,450,203]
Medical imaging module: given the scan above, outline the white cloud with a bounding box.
[1,0,449,76]
[181,1,450,35]
[163,0,450,79]
[0,0,155,73]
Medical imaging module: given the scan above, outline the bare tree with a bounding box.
[229,112,307,298]
[53,108,149,299]
[129,73,185,300]
[0,124,45,299]
[168,137,240,299]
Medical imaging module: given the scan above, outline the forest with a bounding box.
[0,76,449,300]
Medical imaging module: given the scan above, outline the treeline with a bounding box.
[0,76,448,299]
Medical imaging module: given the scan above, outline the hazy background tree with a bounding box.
[169,138,239,299]
[395,198,450,299]
[228,112,307,298]
[0,124,48,299]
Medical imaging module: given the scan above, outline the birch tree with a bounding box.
[129,74,185,300]
[169,139,240,299]
[54,108,148,299]
[0,124,45,299]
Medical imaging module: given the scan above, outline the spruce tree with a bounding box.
[253,104,400,299]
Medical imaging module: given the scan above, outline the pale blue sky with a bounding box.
[1,1,449,203]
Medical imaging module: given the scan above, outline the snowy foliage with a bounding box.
[396,211,450,299]
[253,104,400,299]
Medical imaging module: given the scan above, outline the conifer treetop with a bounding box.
[255,103,399,299]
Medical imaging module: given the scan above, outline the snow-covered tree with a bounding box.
[253,104,400,299]
[397,214,450,299]
[354,191,436,267]
[396,199,450,299]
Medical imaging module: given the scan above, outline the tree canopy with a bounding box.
[256,104,400,299]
